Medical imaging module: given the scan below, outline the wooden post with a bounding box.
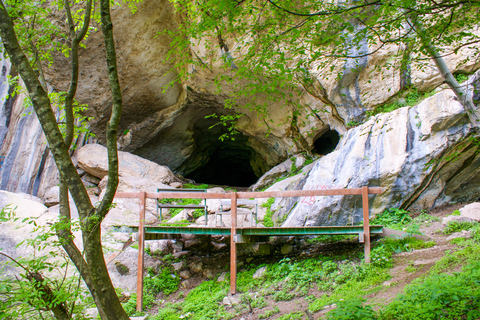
[362,186,371,263]
[136,192,146,312]
[230,192,237,295]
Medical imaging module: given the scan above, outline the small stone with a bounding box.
[281,244,293,255]
[253,266,267,279]
[84,308,98,319]
[217,272,227,282]
[222,294,241,307]
[179,270,191,279]
[203,268,216,279]
[189,261,203,273]
[172,251,189,259]
[170,182,183,188]
[173,261,184,271]
[382,280,394,287]
[413,259,437,266]
[181,280,191,289]
[459,203,480,221]
[115,261,130,275]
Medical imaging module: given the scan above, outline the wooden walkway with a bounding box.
[113,186,382,312]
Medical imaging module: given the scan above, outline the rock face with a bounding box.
[281,89,480,226]
[78,143,178,184]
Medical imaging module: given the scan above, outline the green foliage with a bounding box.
[454,73,469,84]
[306,234,355,244]
[258,306,280,319]
[451,209,461,216]
[443,221,479,235]
[380,262,480,320]
[261,197,276,227]
[122,293,142,317]
[144,267,180,297]
[367,89,436,117]
[346,121,360,128]
[0,207,91,319]
[183,183,210,189]
[326,298,376,320]
[371,208,412,229]
[160,219,191,226]
[278,311,304,320]
[159,197,204,218]
[182,281,234,320]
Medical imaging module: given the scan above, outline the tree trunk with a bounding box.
[0,3,129,319]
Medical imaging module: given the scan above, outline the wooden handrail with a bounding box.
[113,187,382,312]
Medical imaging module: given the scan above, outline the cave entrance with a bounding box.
[313,129,340,155]
[182,116,268,188]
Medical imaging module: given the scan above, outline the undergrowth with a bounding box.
[367,89,436,117]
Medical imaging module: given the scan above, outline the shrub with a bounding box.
[326,298,376,320]
[443,221,479,235]
[371,208,412,229]
[380,262,480,319]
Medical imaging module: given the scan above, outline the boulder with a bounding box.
[459,203,480,222]
[250,157,294,192]
[446,230,472,241]
[78,143,178,184]
[107,247,159,292]
[442,215,476,226]
[253,266,267,279]
[43,186,60,207]
[98,175,172,222]
[205,187,227,213]
[0,191,56,274]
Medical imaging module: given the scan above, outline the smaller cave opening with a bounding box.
[313,129,340,155]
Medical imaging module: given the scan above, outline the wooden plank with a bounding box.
[237,187,383,199]
[157,204,206,209]
[116,187,383,201]
[136,192,146,312]
[220,199,258,206]
[362,186,371,263]
[230,192,237,295]
[105,237,133,265]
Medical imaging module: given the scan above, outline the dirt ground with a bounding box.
[151,203,470,319]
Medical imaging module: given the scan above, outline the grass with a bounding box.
[367,89,436,117]
[261,197,275,227]
[132,207,479,320]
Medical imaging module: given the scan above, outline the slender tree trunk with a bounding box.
[410,15,480,130]
[57,180,108,320]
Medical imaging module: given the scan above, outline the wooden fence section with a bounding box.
[114,186,382,312]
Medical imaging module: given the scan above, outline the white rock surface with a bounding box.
[442,215,476,226]
[283,89,478,227]
[459,202,480,222]
[78,143,177,184]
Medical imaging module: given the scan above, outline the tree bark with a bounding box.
[0,2,128,319]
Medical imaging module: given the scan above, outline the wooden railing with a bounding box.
[114,186,382,311]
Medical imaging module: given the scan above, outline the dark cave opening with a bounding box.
[186,142,259,187]
[313,129,340,155]
[182,117,268,188]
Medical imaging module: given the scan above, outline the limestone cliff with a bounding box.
[0,0,480,219]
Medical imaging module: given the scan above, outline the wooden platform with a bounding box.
[113,186,383,312]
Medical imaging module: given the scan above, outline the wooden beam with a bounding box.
[230,192,237,295]
[362,186,371,263]
[105,237,133,265]
[136,192,146,312]
[114,187,383,201]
